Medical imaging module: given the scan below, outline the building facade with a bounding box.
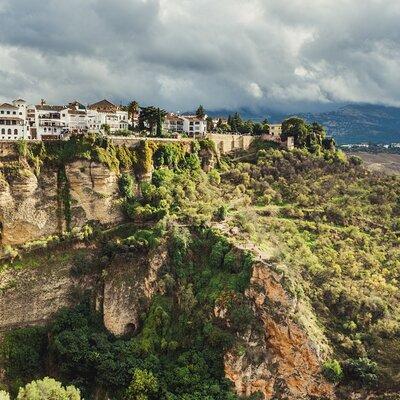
[0,101,28,140]
[0,98,129,140]
[163,113,207,136]
[269,123,282,136]
[87,99,129,133]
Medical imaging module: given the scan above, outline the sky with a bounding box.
[1,0,400,113]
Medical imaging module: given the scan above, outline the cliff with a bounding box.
[224,260,333,399]
[0,227,333,399]
[0,159,123,246]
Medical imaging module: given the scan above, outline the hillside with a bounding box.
[298,104,400,144]
[0,136,399,399]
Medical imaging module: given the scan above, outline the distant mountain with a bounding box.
[296,104,400,144]
[206,104,400,144]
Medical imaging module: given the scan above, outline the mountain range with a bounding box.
[207,104,400,144]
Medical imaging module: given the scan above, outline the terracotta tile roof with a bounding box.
[165,113,185,122]
[182,115,204,121]
[0,103,18,109]
[88,99,117,111]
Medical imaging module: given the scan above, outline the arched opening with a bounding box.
[125,323,137,335]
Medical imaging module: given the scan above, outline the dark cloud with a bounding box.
[0,0,400,112]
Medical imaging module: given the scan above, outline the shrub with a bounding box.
[0,391,10,400]
[17,378,81,400]
[126,369,158,400]
[0,327,47,382]
[322,359,343,383]
[119,173,136,199]
[343,357,378,387]
[215,205,228,221]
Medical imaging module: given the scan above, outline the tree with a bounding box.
[206,116,214,132]
[139,107,166,135]
[128,101,140,126]
[126,369,158,400]
[252,122,264,135]
[101,124,111,135]
[156,108,163,137]
[0,391,10,400]
[196,105,205,119]
[281,117,310,147]
[17,378,81,400]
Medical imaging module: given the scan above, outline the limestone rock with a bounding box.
[224,261,335,399]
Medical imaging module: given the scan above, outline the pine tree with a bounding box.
[196,105,206,119]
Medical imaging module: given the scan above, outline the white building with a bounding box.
[163,113,207,136]
[182,115,207,136]
[0,100,29,140]
[60,101,88,134]
[87,99,128,133]
[163,113,185,133]
[35,100,67,140]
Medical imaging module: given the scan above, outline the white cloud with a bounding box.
[248,83,263,99]
[0,0,400,112]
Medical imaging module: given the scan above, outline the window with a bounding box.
[7,128,11,134]
[14,129,18,135]
[1,128,4,134]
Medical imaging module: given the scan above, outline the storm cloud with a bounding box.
[1,0,400,112]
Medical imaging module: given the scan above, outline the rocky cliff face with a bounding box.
[0,158,124,247]
[102,244,168,336]
[0,232,333,399]
[0,163,60,246]
[224,261,334,399]
[66,160,123,228]
[0,241,167,337]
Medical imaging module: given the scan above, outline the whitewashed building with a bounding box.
[163,113,185,133]
[0,101,29,140]
[87,99,128,133]
[34,100,67,140]
[269,123,282,137]
[163,113,207,136]
[60,102,88,134]
[182,115,207,136]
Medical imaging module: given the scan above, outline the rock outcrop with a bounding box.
[102,244,168,336]
[224,261,334,399]
[66,160,123,228]
[0,165,60,246]
[0,159,124,247]
[0,244,95,330]
[0,241,168,337]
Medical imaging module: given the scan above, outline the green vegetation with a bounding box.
[211,113,269,135]
[2,131,400,397]
[222,147,400,390]
[281,117,335,153]
[0,228,256,400]
[16,378,80,400]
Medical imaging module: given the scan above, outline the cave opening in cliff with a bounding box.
[125,323,137,336]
